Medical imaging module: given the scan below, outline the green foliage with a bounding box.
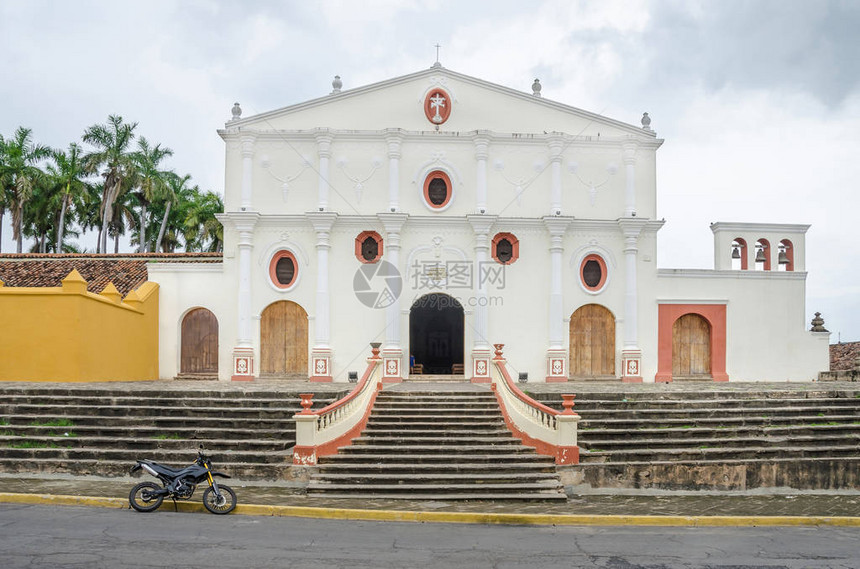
[152,433,183,440]
[46,431,77,437]
[8,440,59,449]
[29,418,75,427]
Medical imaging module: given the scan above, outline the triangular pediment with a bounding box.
[225,67,654,140]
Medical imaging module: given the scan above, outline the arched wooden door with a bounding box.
[180,308,218,374]
[569,304,615,378]
[672,313,711,378]
[260,301,308,377]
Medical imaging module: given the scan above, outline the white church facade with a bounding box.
[148,65,830,383]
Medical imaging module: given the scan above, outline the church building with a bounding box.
[148,64,829,383]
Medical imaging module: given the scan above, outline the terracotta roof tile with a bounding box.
[830,342,860,371]
[0,253,222,297]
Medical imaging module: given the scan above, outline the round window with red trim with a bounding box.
[423,170,452,210]
[269,250,298,290]
[355,231,383,263]
[492,232,519,265]
[580,254,607,292]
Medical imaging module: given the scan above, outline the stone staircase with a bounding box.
[0,386,342,479]
[533,386,860,490]
[307,387,567,500]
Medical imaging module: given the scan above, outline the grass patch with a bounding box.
[0,430,20,437]
[45,431,77,438]
[817,412,826,417]
[0,418,9,426]
[8,440,59,449]
[29,418,75,428]
[807,422,841,427]
[152,433,183,440]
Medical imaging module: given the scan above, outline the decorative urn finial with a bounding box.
[810,312,829,332]
[331,75,342,94]
[231,102,242,121]
[641,112,652,131]
[532,78,542,97]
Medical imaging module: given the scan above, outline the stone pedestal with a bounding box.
[381,349,403,383]
[621,349,643,383]
[470,348,492,383]
[545,349,568,383]
[231,347,255,382]
[310,348,333,382]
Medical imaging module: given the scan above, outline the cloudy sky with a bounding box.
[1,0,858,340]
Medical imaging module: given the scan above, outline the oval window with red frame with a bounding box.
[424,89,451,125]
[492,232,520,265]
[269,250,298,289]
[423,170,452,209]
[355,231,383,263]
[580,254,607,292]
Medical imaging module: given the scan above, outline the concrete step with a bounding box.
[336,444,536,454]
[579,433,860,452]
[567,398,860,411]
[576,405,860,420]
[306,481,564,493]
[305,493,567,501]
[316,462,558,474]
[404,375,469,382]
[360,428,513,436]
[0,446,291,464]
[0,404,305,418]
[578,414,860,430]
[1,414,300,430]
[0,395,339,409]
[0,457,290,479]
[318,452,554,464]
[579,444,860,464]
[350,436,520,446]
[580,423,860,441]
[311,472,560,484]
[0,424,292,440]
[0,434,293,452]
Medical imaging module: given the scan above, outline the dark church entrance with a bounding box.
[409,293,464,375]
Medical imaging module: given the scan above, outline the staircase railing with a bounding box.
[489,344,580,464]
[292,345,383,465]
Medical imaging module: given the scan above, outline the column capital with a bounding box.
[547,134,565,158]
[473,131,491,160]
[617,217,649,240]
[384,128,404,157]
[466,214,497,236]
[543,216,573,237]
[377,212,408,235]
[306,211,338,234]
[221,211,260,234]
[240,133,257,157]
[314,128,334,157]
[622,138,639,165]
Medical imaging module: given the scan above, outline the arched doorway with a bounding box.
[180,308,218,374]
[260,301,308,378]
[569,304,615,378]
[672,313,711,378]
[409,293,464,375]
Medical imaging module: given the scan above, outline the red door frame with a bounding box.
[656,304,729,382]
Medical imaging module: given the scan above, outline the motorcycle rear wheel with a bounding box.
[129,482,164,512]
[202,485,236,515]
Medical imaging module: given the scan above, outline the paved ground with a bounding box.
[2,473,859,517]
[1,503,858,569]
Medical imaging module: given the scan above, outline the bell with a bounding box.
[731,246,741,260]
[778,246,790,265]
[755,246,766,263]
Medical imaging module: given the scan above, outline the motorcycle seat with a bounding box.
[143,461,197,478]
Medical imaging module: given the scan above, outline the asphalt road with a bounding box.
[0,503,858,569]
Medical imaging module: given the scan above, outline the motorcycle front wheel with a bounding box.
[202,485,236,515]
[129,482,164,512]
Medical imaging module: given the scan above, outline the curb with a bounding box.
[2,492,860,527]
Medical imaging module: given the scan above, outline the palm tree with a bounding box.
[47,143,89,252]
[107,187,137,254]
[183,190,224,252]
[22,173,60,253]
[131,137,173,252]
[154,172,190,253]
[0,134,9,253]
[82,115,137,254]
[1,127,51,253]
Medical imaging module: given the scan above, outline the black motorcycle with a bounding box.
[129,448,237,515]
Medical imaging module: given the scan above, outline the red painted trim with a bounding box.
[656,304,728,383]
[268,249,298,289]
[309,376,333,382]
[734,237,748,271]
[230,375,254,382]
[545,376,568,383]
[780,239,794,272]
[470,377,492,383]
[491,232,520,265]
[621,376,643,383]
[315,381,383,458]
[423,170,452,209]
[756,238,772,271]
[580,254,608,291]
[496,361,561,417]
[423,88,451,125]
[315,360,379,416]
[354,231,383,264]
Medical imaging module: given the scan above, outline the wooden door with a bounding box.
[672,313,711,377]
[260,301,308,377]
[569,304,615,377]
[180,308,218,374]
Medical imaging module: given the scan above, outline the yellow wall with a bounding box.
[0,270,159,382]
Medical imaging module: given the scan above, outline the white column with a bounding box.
[623,140,637,217]
[240,134,256,210]
[467,215,496,383]
[378,212,408,382]
[548,135,563,215]
[230,212,259,381]
[308,212,337,381]
[544,216,572,382]
[315,130,333,210]
[474,133,489,213]
[385,129,403,212]
[618,218,647,382]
